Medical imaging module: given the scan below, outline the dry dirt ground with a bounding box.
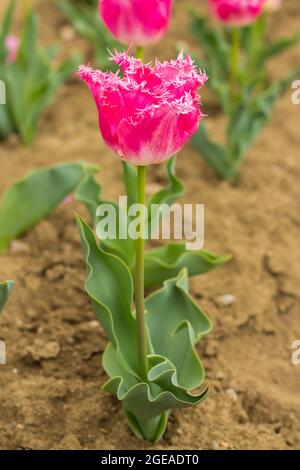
[0,0,300,450]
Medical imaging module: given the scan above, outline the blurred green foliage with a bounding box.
[58,0,122,69]
[0,1,80,145]
[190,12,300,181]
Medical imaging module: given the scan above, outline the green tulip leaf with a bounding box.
[147,157,185,216]
[0,280,14,314]
[74,165,101,225]
[228,67,300,172]
[145,242,231,289]
[0,161,95,252]
[78,219,211,442]
[259,34,300,64]
[76,157,186,271]
[74,167,134,266]
[190,12,230,79]
[0,4,80,144]
[103,347,208,442]
[76,216,140,377]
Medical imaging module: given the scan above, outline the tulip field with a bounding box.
[0,0,300,453]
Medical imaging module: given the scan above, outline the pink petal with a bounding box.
[99,0,172,46]
[209,0,265,26]
[5,35,19,63]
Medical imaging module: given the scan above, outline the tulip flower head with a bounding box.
[209,0,265,27]
[78,52,207,165]
[99,0,172,46]
[5,35,19,63]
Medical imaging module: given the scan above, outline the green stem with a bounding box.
[230,28,239,105]
[136,46,144,60]
[250,14,266,84]
[227,28,240,167]
[134,165,148,382]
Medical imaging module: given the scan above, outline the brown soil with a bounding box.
[0,0,300,450]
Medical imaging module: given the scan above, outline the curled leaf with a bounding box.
[145,242,231,289]
[0,161,96,253]
[76,216,140,377]
[77,219,211,442]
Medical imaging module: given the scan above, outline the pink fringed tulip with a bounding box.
[5,35,19,63]
[78,52,207,165]
[209,0,265,26]
[99,0,172,46]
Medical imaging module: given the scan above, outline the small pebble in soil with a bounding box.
[24,275,41,291]
[215,371,226,380]
[60,26,76,42]
[226,388,238,402]
[278,295,296,315]
[25,308,38,320]
[262,323,276,335]
[12,368,18,374]
[282,412,297,428]
[99,427,109,434]
[273,422,282,434]
[45,264,65,281]
[210,440,220,450]
[10,240,30,254]
[215,294,236,307]
[57,433,82,450]
[25,339,60,362]
[220,441,230,449]
[204,341,219,358]
[264,253,284,276]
